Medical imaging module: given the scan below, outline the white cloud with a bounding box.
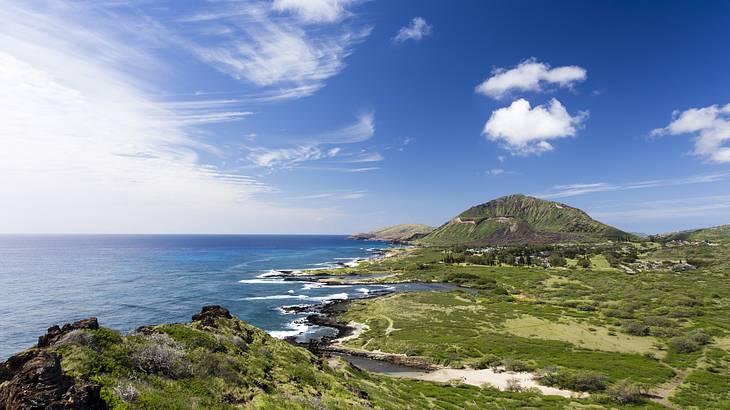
[475,58,587,100]
[293,191,365,200]
[245,113,378,169]
[538,172,730,199]
[393,17,432,43]
[272,0,356,23]
[182,2,370,100]
[650,103,730,163]
[486,169,505,176]
[0,1,353,234]
[483,98,588,155]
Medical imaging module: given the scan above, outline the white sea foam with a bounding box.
[243,294,309,300]
[257,270,284,278]
[238,278,287,284]
[356,288,370,294]
[309,292,349,302]
[269,320,309,339]
[301,282,324,290]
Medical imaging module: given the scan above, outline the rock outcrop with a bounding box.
[0,317,105,409]
[191,305,232,327]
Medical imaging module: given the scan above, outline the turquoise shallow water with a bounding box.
[0,234,395,360]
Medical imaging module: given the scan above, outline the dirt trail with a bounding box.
[649,368,691,409]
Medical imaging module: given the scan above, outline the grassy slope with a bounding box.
[45,309,610,409]
[333,239,730,407]
[351,224,434,242]
[419,194,632,246]
[662,224,730,242]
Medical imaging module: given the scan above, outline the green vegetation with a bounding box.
[350,223,434,242]
[40,310,648,409]
[418,194,633,246]
[327,227,730,407]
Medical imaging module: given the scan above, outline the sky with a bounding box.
[1,0,730,235]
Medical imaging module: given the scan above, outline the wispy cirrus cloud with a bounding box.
[476,58,587,100]
[537,172,730,199]
[292,190,366,200]
[0,0,360,233]
[245,113,382,169]
[650,103,730,163]
[178,1,371,100]
[393,17,432,44]
[272,0,358,23]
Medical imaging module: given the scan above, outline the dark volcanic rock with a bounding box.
[38,317,99,348]
[192,305,232,327]
[0,350,104,409]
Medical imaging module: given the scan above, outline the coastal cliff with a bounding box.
[0,306,373,409]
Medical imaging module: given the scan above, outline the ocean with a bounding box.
[0,234,399,360]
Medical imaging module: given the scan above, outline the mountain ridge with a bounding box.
[418,194,632,246]
[350,223,434,243]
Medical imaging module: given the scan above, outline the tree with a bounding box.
[577,256,591,269]
[548,254,566,267]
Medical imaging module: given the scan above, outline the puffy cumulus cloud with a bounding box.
[476,58,587,100]
[483,98,588,155]
[393,17,432,43]
[651,104,730,163]
[272,0,356,23]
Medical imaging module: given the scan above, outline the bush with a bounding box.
[623,321,650,336]
[505,378,525,392]
[603,379,645,404]
[473,354,501,370]
[113,381,139,403]
[577,256,591,269]
[501,358,533,372]
[129,332,191,378]
[670,336,700,353]
[670,329,711,353]
[688,329,711,345]
[548,254,566,267]
[539,369,608,392]
[56,330,98,350]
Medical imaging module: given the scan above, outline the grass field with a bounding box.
[504,315,665,358]
[329,238,730,407]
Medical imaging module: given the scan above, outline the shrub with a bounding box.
[129,332,191,378]
[505,378,524,392]
[501,358,533,372]
[670,336,700,353]
[539,369,608,392]
[623,321,650,336]
[56,330,98,350]
[113,382,139,403]
[548,254,566,267]
[577,256,591,269]
[603,379,645,404]
[473,355,501,370]
[688,329,711,345]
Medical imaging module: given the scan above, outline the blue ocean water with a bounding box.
[0,235,397,360]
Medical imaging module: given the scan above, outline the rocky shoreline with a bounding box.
[282,291,439,371]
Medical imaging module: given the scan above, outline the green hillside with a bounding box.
[661,224,730,242]
[350,223,434,242]
[420,194,632,246]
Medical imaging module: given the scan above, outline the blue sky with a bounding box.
[1,0,729,234]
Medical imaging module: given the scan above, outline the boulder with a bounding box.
[0,350,104,409]
[192,305,232,327]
